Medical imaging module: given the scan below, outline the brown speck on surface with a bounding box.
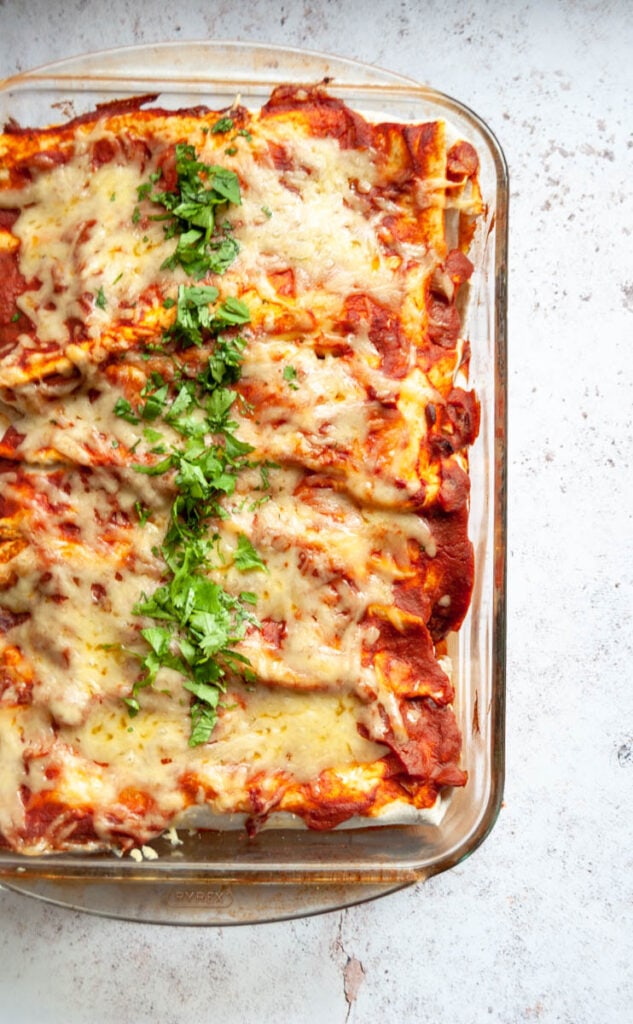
[332,915,367,1021]
[523,1001,546,1020]
[343,956,366,1014]
[621,282,633,312]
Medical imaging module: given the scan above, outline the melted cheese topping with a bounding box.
[225,128,403,303]
[215,470,437,693]
[4,160,181,349]
[0,90,480,853]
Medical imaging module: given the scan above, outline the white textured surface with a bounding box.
[1,1,632,1021]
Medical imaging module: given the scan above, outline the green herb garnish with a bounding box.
[141,143,242,279]
[283,365,299,389]
[211,117,234,134]
[112,146,266,744]
[120,291,266,744]
[234,534,268,573]
[113,397,140,424]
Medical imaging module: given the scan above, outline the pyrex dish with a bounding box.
[0,40,507,925]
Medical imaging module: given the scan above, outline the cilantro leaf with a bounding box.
[207,234,240,274]
[188,702,218,746]
[211,117,234,134]
[206,165,242,206]
[141,626,173,657]
[164,286,250,350]
[215,296,251,328]
[140,384,169,420]
[283,365,299,389]
[113,397,140,424]
[146,144,242,278]
[234,535,267,572]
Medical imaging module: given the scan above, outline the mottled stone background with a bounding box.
[1,1,632,1021]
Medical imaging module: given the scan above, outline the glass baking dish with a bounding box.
[0,40,507,925]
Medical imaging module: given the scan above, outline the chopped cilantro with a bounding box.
[120,289,266,744]
[113,397,140,424]
[164,285,249,350]
[234,534,267,573]
[143,427,164,443]
[112,148,263,744]
[198,333,247,390]
[258,460,279,491]
[140,383,169,420]
[283,365,299,389]
[211,117,234,134]
[143,371,166,393]
[134,454,174,477]
[138,144,242,279]
[95,287,107,310]
[135,501,151,526]
[129,544,259,746]
[10,311,20,323]
[216,296,250,327]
